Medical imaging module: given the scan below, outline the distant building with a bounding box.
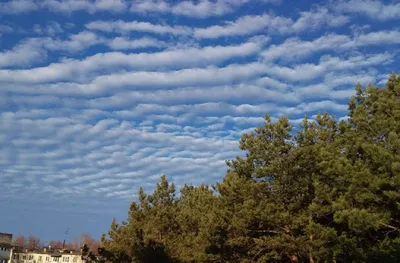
[0,233,13,263]
[11,247,85,263]
[0,232,87,263]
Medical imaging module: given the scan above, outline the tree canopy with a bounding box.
[99,73,400,263]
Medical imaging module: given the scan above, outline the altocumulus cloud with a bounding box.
[0,0,399,240]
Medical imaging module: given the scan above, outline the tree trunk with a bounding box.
[309,233,315,263]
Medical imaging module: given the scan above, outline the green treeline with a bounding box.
[97,73,400,263]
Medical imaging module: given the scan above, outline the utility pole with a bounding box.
[62,228,69,249]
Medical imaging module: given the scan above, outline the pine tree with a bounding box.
[100,73,400,263]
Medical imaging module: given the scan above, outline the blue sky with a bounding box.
[0,0,399,243]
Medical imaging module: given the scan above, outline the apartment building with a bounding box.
[11,248,85,263]
[0,232,87,263]
[0,233,13,263]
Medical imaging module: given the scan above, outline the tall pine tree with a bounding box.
[100,73,400,263]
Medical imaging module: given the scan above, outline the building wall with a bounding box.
[11,252,85,263]
[0,233,13,263]
[0,234,12,245]
[0,247,12,263]
[0,247,12,261]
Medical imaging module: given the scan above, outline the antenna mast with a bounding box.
[62,228,69,249]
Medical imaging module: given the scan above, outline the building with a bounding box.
[0,232,87,263]
[11,248,85,263]
[0,233,13,263]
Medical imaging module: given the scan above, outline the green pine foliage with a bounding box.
[99,73,400,263]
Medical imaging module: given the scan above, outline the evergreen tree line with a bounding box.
[96,74,400,263]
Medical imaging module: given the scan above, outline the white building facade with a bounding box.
[11,249,85,263]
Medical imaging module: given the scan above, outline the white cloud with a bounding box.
[130,0,169,13]
[294,84,332,98]
[33,22,63,36]
[0,30,104,68]
[262,29,400,62]
[334,0,400,20]
[0,0,281,17]
[86,20,191,35]
[1,31,103,66]
[0,109,242,198]
[90,63,267,90]
[130,0,252,18]
[41,0,127,13]
[0,0,129,14]
[0,0,38,14]
[0,39,45,68]
[283,100,348,115]
[330,88,358,99]
[265,52,392,82]
[116,102,277,117]
[87,83,298,109]
[0,41,261,84]
[130,0,282,18]
[354,30,400,45]
[292,7,350,32]
[262,34,351,62]
[324,72,376,87]
[170,0,245,17]
[194,7,350,39]
[107,37,167,50]
[255,76,289,89]
[39,31,104,52]
[194,13,293,39]
[92,0,128,12]
[294,78,371,100]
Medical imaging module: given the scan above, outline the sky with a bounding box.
[0,0,399,243]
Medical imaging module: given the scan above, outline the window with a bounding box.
[23,255,27,260]
[73,257,77,262]
[29,255,34,260]
[46,256,50,261]
[39,255,43,261]
[63,257,69,262]
[53,257,59,262]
